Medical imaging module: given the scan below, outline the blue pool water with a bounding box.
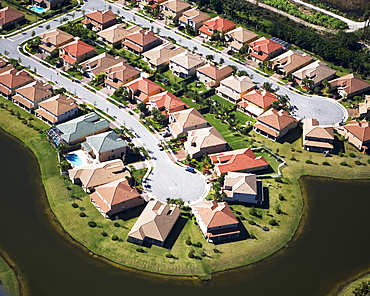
[66,153,83,167]
[29,6,46,13]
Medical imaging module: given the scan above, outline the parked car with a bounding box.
[185,166,195,173]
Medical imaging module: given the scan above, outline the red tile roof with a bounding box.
[343,120,370,143]
[250,37,283,55]
[256,108,297,131]
[193,200,238,228]
[61,39,95,58]
[85,10,116,24]
[242,89,278,109]
[148,91,187,112]
[199,16,236,36]
[0,6,24,27]
[124,29,161,47]
[0,69,33,89]
[125,77,163,95]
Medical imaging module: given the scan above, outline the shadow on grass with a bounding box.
[110,204,146,221]
[212,217,250,245]
[278,126,302,144]
[331,136,345,155]
[163,216,188,249]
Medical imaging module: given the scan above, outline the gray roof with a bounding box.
[86,130,127,153]
[57,113,110,143]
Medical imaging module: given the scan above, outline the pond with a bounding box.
[0,128,369,296]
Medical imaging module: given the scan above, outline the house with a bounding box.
[82,130,127,162]
[12,81,53,112]
[196,64,233,88]
[140,0,166,8]
[0,69,34,98]
[169,108,209,137]
[68,159,130,193]
[225,27,258,52]
[253,109,298,141]
[358,95,370,119]
[249,37,284,63]
[237,89,278,117]
[271,50,314,75]
[329,74,370,99]
[38,29,74,55]
[0,7,25,30]
[199,16,236,39]
[82,10,117,31]
[302,118,334,153]
[147,91,187,114]
[124,77,164,102]
[292,61,336,89]
[104,62,141,90]
[0,58,13,75]
[97,24,140,48]
[178,8,211,32]
[160,0,191,22]
[80,53,127,78]
[169,51,205,78]
[59,38,96,66]
[223,172,264,204]
[128,200,181,247]
[191,200,240,242]
[46,112,109,146]
[336,119,370,152]
[35,94,79,125]
[142,42,185,70]
[122,29,163,55]
[184,126,228,158]
[215,75,255,103]
[90,179,145,217]
[209,148,269,176]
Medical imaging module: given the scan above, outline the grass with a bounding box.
[0,255,20,296]
[337,273,370,296]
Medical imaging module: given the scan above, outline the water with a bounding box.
[65,153,83,166]
[0,128,370,296]
[29,7,46,13]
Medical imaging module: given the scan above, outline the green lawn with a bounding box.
[337,274,370,296]
[0,256,20,296]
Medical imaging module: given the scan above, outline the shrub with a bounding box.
[340,161,347,166]
[88,221,97,228]
[185,238,192,245]
[33,126,39,131]
[249,220,256,225]
[71,203,79,208]
[38,129,43,134]
[249,206,257,216]
[239,215,245,220]
[290,156,296,161]
[290,147,295,152]
[66,186,72,191]
[195,242,202,248]
[79,212,86,217]
[275,177,283,183]
[322,161,330,166]
[355,160,361,165]
[269,219,278,226]
[136,247,145,253]
[367,159,370,164]
[188,250,195,258]
[114,222,120,227]
[305,159,313,164]
[275,204,282,215]
[213,248,220,253]
[21,119,27,125]
[111,235,118,241]
[279,194,285,201]
[101,231,108,237]
[165,253,173,258]
[338,152,344,157]
[349,152,356,158]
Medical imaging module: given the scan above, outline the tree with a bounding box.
[31,31,35,37]
[352,280,370,296]
[137,102,148,115]
[219,58,224,65]
[46,24,50,30]
[151,108,166,123]
[262,82,274,92]
[205,54,215,63]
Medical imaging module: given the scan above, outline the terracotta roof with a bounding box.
[329,74,370,97]
[80,53,126,76]
[256,108,297,131]
[142,42,185,67]
[85,10,116,24]
[303,140,334,149]
[148,91,187,112]
[179,8,211,24]
[37,94,78,116]
[0,57,6,68]
[250,37,283,54]
[192,200,238,228]
[125,77,163,96]
[34,108,58,123]
[105,61,141,84]
[242,89,278,109]
[0,68,34,89]
[342,120,370,143]
[128,200,180,243]
[39,29,74,47]
[292,60,336,85]
[12,94,34,108]
[197,64,233,81]
[124,29,161,47]
[0,6,24,27]
[161,0,191,13]
[272,50,313,74]
[15,81,53,103]
[97,24,140,44]
[0,64,14,75]
[302,118,334,140]
[253,122,279,137]
[226,27,258,46]
[170,51,204,70]
[60,38,95,58]
[199,16,236,36]
[210,148,268,174]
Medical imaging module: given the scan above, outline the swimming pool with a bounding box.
[29,6,46,13]
[66,153,83,167]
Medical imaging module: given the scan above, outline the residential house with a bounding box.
[82,10,117,31]
[80,53,127,78]
[124,77,164,102]
[215,75,255,103]
[140,0,167,9]
[223,172,264,204]
[329,74,370,99]
[178,8,211,32]
[35,94,79,125]
[184,126,228,158]
[0,7,25,30]
[142,42,185,70]
[249,37,284,63]
[90,179,145,217]
[97,24,140,48]
[32,0,66,10]
[104,62,141,90]
[38,29,74,55]
[0,69,34,98]
[253,109,298,141]
[271,50,313,75]
[196,64,233,88]
[191,200,240,242]
[199,16,236,39]
[225,27,258,52]
[169,108,209,137]
[59,38,96,66]
[302,118,334,153]
[46,112,109,146]
[68,159,130,193]
[292,61,336,89]
[82,130,127,162]
[336,119,370,152]
[209,148,269,176]
[122,29,163,55]
[0,58,13,75]
[169,51,205,78]
[12,81,53,112]
[147,91,187,114]
[160,0,191,22]
[128,200,181,247]
[237,89,278,117]
[358,95,370,119]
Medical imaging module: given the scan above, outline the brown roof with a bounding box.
[142,42,185,67]
[170,108,208,134]
[199,16,236,36]
[124,29,161,47]
[0,58,7,68]
[125,77,163,96]
[242,89,278,109]
[148,91,187,112]
[292,61,336,85]
[60,38,95,58]
[0,68,34,89]
[250,37,283,54]
[197,64,233,81]
[37,94,78,116]
[15,81,53,102]
[80,53,127,76]
[161,0,191,12]
[329,74,370,96]
[97,24,140,44]
[34,108,58,123]
[302,118,334,140]
[226,27,258,45]
[85,10,116,24]
[39,28,74,47]
[223,172,257,196]
[342,119,370,143]
[0,6,24,27]
[179,8,211,24]
[210,148,268,175]
[0,64,14,75]
[256,108,297,131]
[272,50,313,74]
[105,61,141,84]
